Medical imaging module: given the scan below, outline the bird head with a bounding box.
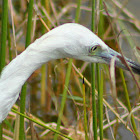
[36,23,140,74]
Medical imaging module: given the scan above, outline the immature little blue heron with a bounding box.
[0,23,139,123]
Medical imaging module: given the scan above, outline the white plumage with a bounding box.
[0,23,139,122]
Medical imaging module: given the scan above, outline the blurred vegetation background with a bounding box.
[0,0,140,139]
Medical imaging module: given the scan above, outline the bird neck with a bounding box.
[0,38,58,122]
[0,42,55,92]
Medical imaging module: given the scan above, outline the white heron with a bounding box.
[0,23,139,123]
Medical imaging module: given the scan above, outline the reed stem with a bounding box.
[0,0,8,138]
[98,1,104,139]
[19,0,34,139]
[120,69,139,138]
[54,1,81,139]
[83,78,88,140]
[91,0,98,139]
[97,68,103,140]
[54,59,73,140]
[0,0,8,72]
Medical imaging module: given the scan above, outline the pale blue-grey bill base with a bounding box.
[94,48,140,74]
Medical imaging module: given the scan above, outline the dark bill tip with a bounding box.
[116,54,140,75]
[127,59,140,75]
[99,48,140,75]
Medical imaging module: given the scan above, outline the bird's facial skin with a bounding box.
[89,45,100,54]
[87,44,108,63]
[87,44,140,75]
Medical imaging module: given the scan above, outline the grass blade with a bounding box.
[12,109,73,140]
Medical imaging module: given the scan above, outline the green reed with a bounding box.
[83,78,88,140]
[0,0,8,139]
[19,0,34,139]
[12,109,73,140]
[91,0,98,140]
[0,0,8,72]
[97,0,104,139]
[54,0,81,139]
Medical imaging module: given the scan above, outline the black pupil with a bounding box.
[92,46,97,51]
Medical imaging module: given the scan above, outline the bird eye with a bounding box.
[90,46,98,53]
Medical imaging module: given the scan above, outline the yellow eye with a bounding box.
[90,46,97,53]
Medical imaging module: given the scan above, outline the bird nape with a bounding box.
[0,23,140,123]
